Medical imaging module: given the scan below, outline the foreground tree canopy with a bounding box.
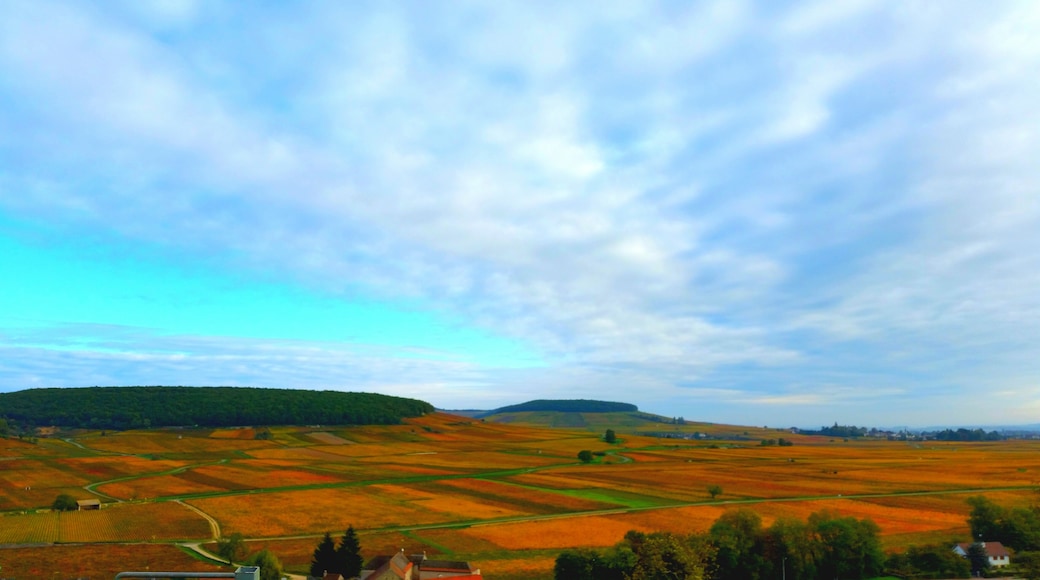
[310,526,363,578]
[967,495,1040,552]
[0,386,434,429]
[554,508,883,580]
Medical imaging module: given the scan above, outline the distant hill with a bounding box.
[472,399,678,431]
[0,386,434,430]
[484,409,672,429]
[488,399,638,415]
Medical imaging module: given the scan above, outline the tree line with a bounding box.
[0,386,434,430]
[929,428,1004,441]
[554,508,885,580]
[967,495,1040,552]
[556,497,1040,579]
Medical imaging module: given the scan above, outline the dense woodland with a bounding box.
[0,386,434,430]
[488,399,638,415]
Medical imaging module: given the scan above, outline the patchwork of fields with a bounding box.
[2,413,1039,579]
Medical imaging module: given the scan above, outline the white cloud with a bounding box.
[0,1,1038,425]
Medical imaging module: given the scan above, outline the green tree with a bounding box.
[810,511,884,580]
[335,525,363,577]
[904,543,970,578]
[710,509,765,580]
[966,495,1040,551]
[707,485,722,499]
[1016,550,1040,580]
[578,449,594,463]
[52,494,78,511]
[966,542,990,577]
[630,532,705,580]
[554,549,597,580]
[216,532,246,563]
[605,429,617,444]
[967,496,1004,541]
[0,417,9,437]
[310,532,337,577]
[246,549,283,580]
[763,517,816,580]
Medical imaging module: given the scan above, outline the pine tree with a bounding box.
[336,525,364,577]
[310,532,337,577]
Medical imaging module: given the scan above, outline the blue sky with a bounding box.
[1,1,1038,427]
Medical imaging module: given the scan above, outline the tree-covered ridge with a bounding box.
[489,399,638,415]
[0,386,434,430]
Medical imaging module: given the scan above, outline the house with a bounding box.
[360,552,415,580]
[953,541,1011,568]
[76,499,101,510]
[360,551,481,580]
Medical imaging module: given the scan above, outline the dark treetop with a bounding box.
[0,386,434,430]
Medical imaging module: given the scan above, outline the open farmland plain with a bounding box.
[2,413,1039,579]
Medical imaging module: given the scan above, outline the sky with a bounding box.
[1,1,1038,428]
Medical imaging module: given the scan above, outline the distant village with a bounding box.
[649,419,1040,442]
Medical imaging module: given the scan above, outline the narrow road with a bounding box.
[177,500,222,540]
[84,458,230,501]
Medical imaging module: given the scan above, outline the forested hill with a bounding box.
[488,399,637,415]
[0,386,434,430]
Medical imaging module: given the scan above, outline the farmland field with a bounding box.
[0,543,231,579]
[2,413,1039,578]
[0,502,210,543]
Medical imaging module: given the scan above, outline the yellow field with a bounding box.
[4,414,1040,579]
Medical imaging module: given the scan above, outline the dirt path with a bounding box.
[177,499,222,539]
[84,458,230,502]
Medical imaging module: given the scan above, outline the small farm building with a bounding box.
[76,499,101,510]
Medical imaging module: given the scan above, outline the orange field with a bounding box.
[187,486,457,537]
[463,515,653,550]
[4,415,1040,579]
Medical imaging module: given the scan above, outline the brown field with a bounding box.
[210,427,258,439]
[0,543,231,579]
[80,431,276,455]
[476,555,557,580]
[0,501,210,543]
[431,478,618,512]
[4,415,1040,579]
[98,472,227,499]
[58,455,193,481]
[307,431,355,445]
